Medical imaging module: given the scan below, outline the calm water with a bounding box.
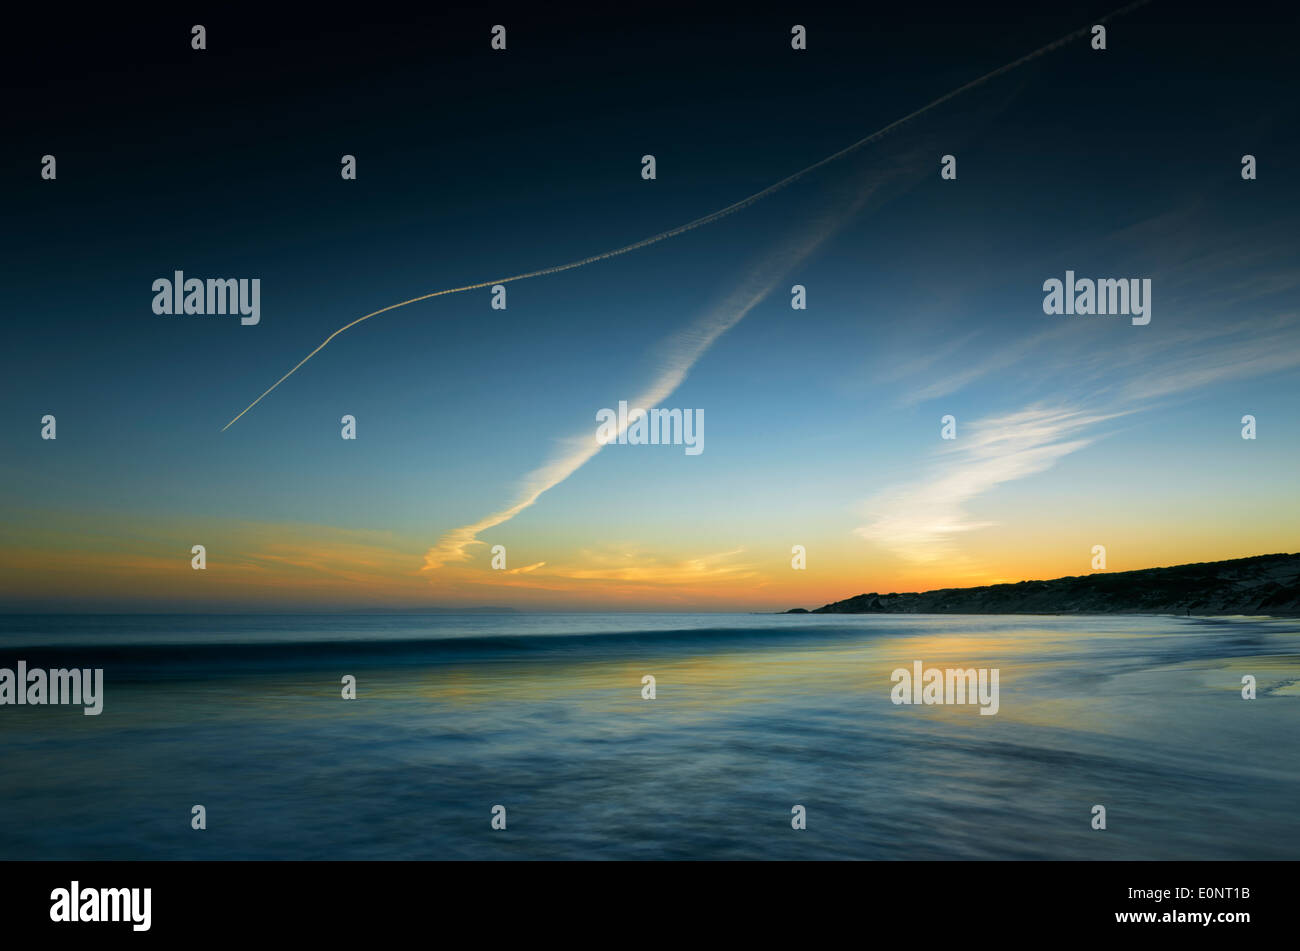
[0,613,1296,860]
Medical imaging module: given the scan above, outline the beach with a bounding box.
[0,613,1295,860]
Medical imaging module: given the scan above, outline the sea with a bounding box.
[0,613,1295,860]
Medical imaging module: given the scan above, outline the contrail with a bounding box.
[423,171,890,569]
[221,0,1153,431]
[422,261,797,569]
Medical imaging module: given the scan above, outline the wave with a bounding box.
[0,623,888,677]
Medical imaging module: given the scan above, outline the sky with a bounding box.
[2,1,1298,612]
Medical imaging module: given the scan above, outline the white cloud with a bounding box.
[855,406,1115,562]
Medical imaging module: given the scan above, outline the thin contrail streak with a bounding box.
[422,182,883,569]
[221,0,1153,431]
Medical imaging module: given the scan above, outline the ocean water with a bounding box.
[0,613,1296,860]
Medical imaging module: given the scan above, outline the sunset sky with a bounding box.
[2,4,1297,611]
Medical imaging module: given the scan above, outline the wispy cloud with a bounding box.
[855,405,1117,563]
[897,326,1071,406]
[554,547,758,585]
[1117,312,1300,404]
[502,561,546,575]
[419,269,787,571]
[421,151,914,573]
[422,547,760,601]
[859,305,1300,567]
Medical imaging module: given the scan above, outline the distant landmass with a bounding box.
[787,553,1300,616]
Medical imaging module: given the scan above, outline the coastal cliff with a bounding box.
[788,553,1300,616]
